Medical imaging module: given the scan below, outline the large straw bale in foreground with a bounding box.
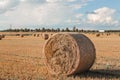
[43,33,96,75]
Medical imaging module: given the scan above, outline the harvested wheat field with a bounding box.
[0,32,120,80]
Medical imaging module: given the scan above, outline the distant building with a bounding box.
[99,30,105,33]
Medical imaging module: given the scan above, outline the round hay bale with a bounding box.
[96,33,100,37]
[34,34,36,37]
[21,35,24,38]
[43,33,96,75]
[119,34,120,36]
[37,34,40,37]
[1,35,5,38]
[43,34,49,40]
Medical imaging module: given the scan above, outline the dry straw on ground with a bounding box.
[44,33,96,76]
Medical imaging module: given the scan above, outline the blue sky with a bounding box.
[0,0,120,30]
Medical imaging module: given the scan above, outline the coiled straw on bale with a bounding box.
[43,33,96,76]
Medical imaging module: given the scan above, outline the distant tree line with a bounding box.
[0,27,85,32]
[105,30,120,32]
[1,27,120,32]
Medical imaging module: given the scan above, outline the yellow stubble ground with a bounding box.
[0,32,120,80]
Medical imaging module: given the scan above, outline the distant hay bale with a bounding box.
[49,34,53,38]
[37,34,39,37]
[1,35,5,38]
[106,33,110,36]
[44,33,96,75]
[101,33,104,35]
[119,34,120,36]
[106,33,109,36]
[96,33,100,37]
[34,34,36,37]
[43,34,49,40]
[21,35,24,38]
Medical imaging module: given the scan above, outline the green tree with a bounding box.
[65,27,70,32]
[73,26,76,32]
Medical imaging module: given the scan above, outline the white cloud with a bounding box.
[65,13,83,24]
[46,0,59,3]
[2,2,74,25]
[34,3,74,24]
[75,14,83,18]
[0,0,95,28]
[67,0,76,2]
[20,0,45,4]
[87,7,118,25]
[46,0,76,3]
[70,4,83,9]
[0,0,20,13]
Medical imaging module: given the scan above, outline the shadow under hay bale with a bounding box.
[74,69,120,79]
[44,33,96,76]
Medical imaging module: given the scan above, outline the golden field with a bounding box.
[0,32,120,80]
